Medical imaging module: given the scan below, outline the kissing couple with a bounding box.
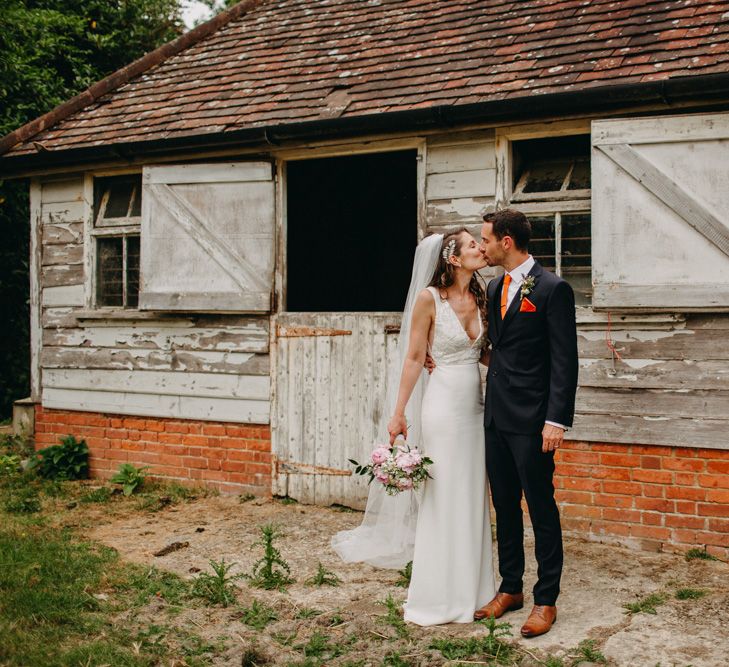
[333,208,579,636]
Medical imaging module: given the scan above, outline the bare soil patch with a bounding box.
[76,493,728,667]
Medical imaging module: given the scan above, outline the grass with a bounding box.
[0,519,220,666]
[240,598,279,629]
[305,561,341,587]
[623,592,666,615]
[430,616,514,662]
[685,548,718,561]
[395,560,412,588]
[245,522,295,591]
[377,594,409,639]
[675,587,706,600]
[572,639,607,664]
[191,558,243,607]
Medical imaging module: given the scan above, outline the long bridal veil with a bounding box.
[330,233,444,569]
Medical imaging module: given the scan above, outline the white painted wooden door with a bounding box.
[592,112,729,310]
[140,162,275,312]
[273,312,402,508]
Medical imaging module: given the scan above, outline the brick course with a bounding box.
[34,407,728,559]
[555,441,729,561]
[34,406,271,496]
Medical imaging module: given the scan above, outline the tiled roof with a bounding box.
[4,0,729,157]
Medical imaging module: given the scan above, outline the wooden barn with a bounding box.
[1,0,728,559]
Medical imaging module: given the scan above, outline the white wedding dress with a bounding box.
[402,286,496,626]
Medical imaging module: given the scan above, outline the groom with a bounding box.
[475,208,578,637]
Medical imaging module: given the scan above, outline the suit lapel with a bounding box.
[497,260,543,340]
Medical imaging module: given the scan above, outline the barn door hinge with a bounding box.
[276,325,352,337]
[275,458,352,476]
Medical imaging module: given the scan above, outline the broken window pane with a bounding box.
[522,160,571,193]
[94,175,142,223]
[126,236,140,308]
[96,237,124,307]
[96,235,140,308]
[529,215,556,271]
[567,158,591,190]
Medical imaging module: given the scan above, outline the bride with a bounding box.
[332,229,495,626]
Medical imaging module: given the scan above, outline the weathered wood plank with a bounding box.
[578,358,729,391]
[43,221,84,245]
[41,201,85,224]
[426,142,496,174]
[41,264,84,288]
[43,368,270,401]
[427,169,496,200]
[576,386,729,421]
[592,112,729,145]
[41,178,85,204]
[592,284,729,312]
[570,413,727,450]
[42,323,269,353]
[427,129,496,147]
[42,243,83,266]
[42,284,84,307]
[145,162,272,184]
[577,327,729,361]
[42,307,79,329]
[30,180,43,400]
[426,197,493,227]
[41,347,270,376]
[43,388,270,424]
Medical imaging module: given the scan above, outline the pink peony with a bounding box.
[397,477,414,490]
[371,446,391,465]
[395,450,421,473]
[374,468,390,483]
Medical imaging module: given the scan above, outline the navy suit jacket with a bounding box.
[484,260,578,434]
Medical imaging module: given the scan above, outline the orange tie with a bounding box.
[500,274,512,319]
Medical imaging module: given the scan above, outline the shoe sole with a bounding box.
[473,601,524,621]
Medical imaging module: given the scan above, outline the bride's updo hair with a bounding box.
[428,228,488,330]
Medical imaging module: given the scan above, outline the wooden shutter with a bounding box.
[592,112,729,311]
[139,162,275,312]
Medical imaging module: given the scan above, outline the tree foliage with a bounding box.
[0,0,185,417]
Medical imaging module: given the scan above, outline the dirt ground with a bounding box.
[80,493,728,667]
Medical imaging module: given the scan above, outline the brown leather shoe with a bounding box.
[520,605,557,637]
[473,592,524,620]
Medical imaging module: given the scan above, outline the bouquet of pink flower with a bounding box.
[349,440,433,496]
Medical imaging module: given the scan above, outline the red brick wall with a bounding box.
[555,441,729,560]
[33,407,729,559]
[34,406,272,496]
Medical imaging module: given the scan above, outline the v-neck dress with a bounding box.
[402,287,496,626]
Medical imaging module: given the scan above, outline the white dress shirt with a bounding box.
[500,255,567,432]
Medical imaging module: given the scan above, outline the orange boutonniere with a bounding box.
[520,297,536,312]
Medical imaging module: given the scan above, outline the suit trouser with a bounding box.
[485,424,563,606]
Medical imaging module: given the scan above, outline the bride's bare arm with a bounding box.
[479,346,491,366]
[387,290,433,443]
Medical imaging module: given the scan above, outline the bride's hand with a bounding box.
[387,414,408,444]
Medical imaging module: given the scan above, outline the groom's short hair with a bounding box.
[482,208,531,251]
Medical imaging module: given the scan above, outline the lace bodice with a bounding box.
[426,286,484,366]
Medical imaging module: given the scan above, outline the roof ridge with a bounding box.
[0,0,265,157]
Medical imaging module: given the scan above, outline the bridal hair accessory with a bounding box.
[442,239,456,262]
[350,440,433,496]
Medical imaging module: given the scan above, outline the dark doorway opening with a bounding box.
[286,150,417,312]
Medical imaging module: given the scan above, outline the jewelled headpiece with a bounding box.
[441,239,456,262]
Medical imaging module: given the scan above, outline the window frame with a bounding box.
[494,121,592,298]
[85,170,142,311]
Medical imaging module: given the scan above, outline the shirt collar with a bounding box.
[506,255,535,285]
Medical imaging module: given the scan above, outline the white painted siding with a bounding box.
[36,175,272,424]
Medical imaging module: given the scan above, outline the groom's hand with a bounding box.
[541,423,564,453]
[424,352,436,374]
